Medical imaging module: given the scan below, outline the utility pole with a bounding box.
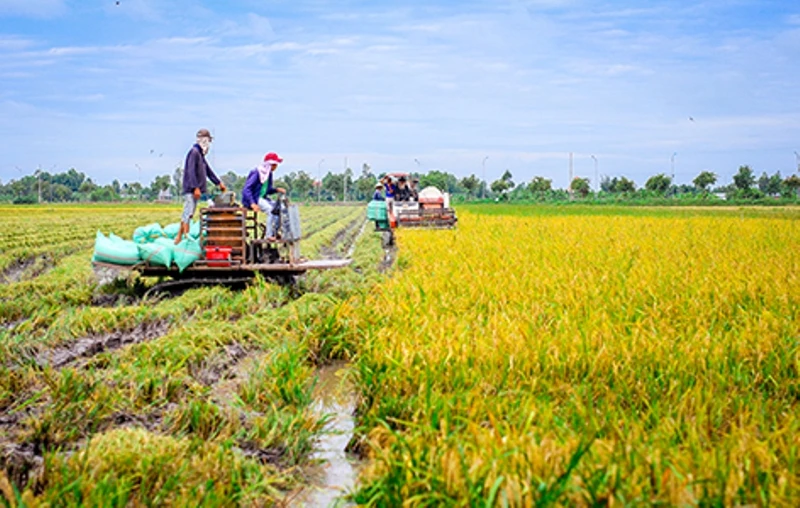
[670,152,677,197]
[591,155,598,192]
[135,164,142,201]
[50,164,57,202]
[481,156,488,199]
[343,156,348,202]
[37,165,42,203]
[317,158,325,202]
[568,152,574,199]
[794,151,799,173]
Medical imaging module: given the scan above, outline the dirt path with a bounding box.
[35,320,171,369]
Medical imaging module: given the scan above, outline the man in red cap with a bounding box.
[176,128,226,244]
[241,152,286,241]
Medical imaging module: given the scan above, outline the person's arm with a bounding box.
[205,159,223,189]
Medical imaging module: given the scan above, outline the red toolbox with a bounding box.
[205,246,232,267]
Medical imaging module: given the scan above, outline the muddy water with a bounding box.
[292,362,363,507]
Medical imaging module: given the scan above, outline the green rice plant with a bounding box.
[163,399,241,442]
[23,368,114,450]
[238,345,315,411]
[36,428,288,507]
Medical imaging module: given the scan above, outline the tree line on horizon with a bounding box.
[2,163,799,205]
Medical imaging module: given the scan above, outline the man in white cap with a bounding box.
[241,152,286,241]
[176,128,226,244]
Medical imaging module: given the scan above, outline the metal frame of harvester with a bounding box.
[93,195,351,289]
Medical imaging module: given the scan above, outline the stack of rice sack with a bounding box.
[93,221,203,272]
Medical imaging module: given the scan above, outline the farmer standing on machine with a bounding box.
[176,128,226,244]
[242,152,286,241]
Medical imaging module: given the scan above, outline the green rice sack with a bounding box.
[93,231,140,266]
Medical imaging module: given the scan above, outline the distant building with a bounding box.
[156,189,173,202]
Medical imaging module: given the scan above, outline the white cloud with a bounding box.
[0,36,35,50]
[0,0,65,18]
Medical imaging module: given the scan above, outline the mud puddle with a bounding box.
[2,318,27,332]
[36,320,170,369]
[192,342,249,386]
[1,442,44,491]
[1,254,54,284]
[379,243,397,273]
[290,361,363,507]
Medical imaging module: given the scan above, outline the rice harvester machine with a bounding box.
[93,193,351,290]
[367,172,457,232]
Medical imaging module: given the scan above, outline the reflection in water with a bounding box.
[292,362,362,507]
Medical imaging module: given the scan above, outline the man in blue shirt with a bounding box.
[241,152,286,241]
[176,128,226,244]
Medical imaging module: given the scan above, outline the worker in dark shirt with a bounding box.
[372,183,384,201]
[241,152,286,241]
[176,128,226,244]
[410,178,420,201]
[395,176,412,201]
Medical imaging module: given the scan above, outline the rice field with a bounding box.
[0,203,378,506]
[2,203,799,506]
[334,206,800,506]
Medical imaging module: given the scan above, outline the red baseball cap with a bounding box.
[264,152,283,164]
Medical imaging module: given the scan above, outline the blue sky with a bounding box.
[1,0,799,189]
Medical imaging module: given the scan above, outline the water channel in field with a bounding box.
[291,361,363,507]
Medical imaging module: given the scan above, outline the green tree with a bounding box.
[600,176,616,192]
[459,174,480,199]
[490,178,512,197]
[322,172,344,201]
[600,176,635,193]
[693,171,717,192]
[419,170,459,193]
[79,179,98,195]
[644,173,672,195]
[51,183,73,202]
[784,174,800,198]
[615,177,636,193]
[570,177,591,198]
[354,165,377,201]
[292,171,315,200]
[52,168,86,192]
[529,176,552,193]
[90,185,119,202]
[500,170,514,188]
[733,165,755,190]
[125,182,143,200]
[758,171,782,197]
[149,175,172,194]
[219,171,246,196]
